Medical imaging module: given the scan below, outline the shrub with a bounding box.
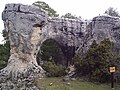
[73,39,120,83]
[42,61,67,77]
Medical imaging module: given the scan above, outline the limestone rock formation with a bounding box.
[46,17,86,65]
[77,15,120,55]
[1,3,120,89]
[0,3,47,89]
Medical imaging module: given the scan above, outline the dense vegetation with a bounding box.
[42,61,67,77]
[61,13,81,19]
[32,1,59,17]
[37,39,67,77]
[37,39,64,65]
[105,7,120,17]
[73,39,120,82]
[0,30,10,69]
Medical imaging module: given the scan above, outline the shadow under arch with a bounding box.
[36,38,67,66]
[32,23,76,67]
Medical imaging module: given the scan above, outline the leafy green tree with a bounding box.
[0,30,10,69]
[105,7,120,17]
[61,13,78,19]
[32,1,59,17]
[73,39,120,82]
[85,39,112,82]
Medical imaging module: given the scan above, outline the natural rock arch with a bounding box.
[0,3,83,89]
[1,3,120,89]
[37,38,66,66]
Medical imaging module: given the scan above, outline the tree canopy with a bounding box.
[32,1,59,17]
[104,7,120,17]
[73,39,120,82]
[61,13,81,19]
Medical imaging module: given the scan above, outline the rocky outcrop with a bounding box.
[1,3,120,89]
[46,18,87,65]
[77,15,120,55]
[1,4,47,89]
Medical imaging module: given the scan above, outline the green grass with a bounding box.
[36,77,120,90]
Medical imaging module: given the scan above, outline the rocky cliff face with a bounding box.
[1,3,47,90]
[77,16,120,55]
[1,3,120,89]
[47,16,120,64]
[46,18,87,65]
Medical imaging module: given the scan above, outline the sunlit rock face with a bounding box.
[1,3,120,89]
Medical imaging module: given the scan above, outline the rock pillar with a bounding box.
[0,4,48,89]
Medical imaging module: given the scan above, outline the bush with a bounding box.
[73,39,120,83]
[42,61,67,77]
[0,30,10,70]
[0,42,10,69]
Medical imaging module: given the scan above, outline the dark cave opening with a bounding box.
[36,39,76,67]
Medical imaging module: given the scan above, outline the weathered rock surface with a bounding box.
[1,3,120,89]
[46,17,87,65]
[77,15,120,55]
[1,3,47,89]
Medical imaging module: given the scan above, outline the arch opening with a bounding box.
[36,38,76,67]
[36,39,66,66]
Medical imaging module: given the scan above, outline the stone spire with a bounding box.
[0,3,48,89]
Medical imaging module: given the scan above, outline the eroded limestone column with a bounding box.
[0,3,48,89]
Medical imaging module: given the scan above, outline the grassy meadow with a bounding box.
[36,77,120,90]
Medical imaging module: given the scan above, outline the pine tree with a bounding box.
[73,39,119,82]
[105,7,120,17]
[33,1,59,17]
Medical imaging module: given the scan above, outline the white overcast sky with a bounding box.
[0,0,120,44]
